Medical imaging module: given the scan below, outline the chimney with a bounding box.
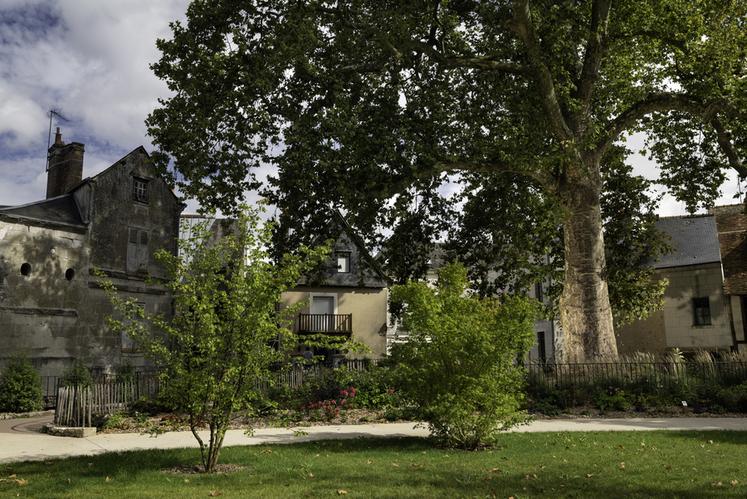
[46,128,84,199]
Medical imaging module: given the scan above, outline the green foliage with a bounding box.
[593,389,632,413]
[389,263,536,449]
[147,1,746,361]
[0,358,43,413]
[60,360,93,388]
[100,206,329,472]
[602,147,671,326]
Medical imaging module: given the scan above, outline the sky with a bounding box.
[0,0,742,216]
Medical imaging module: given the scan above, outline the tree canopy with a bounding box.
[147,0,746,361]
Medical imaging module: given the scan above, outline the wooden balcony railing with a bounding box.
[297,314,352,335]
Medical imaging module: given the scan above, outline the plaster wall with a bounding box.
[281,287,388,358]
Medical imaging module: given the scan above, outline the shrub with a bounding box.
[390,263,536,449]
[333,366,397,410]
[60,360,93,387]
[0,358,43,413]
[715,382,747,413]
[593,389,631,412]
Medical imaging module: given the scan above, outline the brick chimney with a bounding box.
[46,128,84,199]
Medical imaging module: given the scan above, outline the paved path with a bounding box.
[2,415,747,464]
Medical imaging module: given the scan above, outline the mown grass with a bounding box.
[1,431,746,498]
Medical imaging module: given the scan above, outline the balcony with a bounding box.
[297,314,352,336]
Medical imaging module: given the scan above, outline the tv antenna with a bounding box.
[46,109,69,171]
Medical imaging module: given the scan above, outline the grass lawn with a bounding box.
[1,431,746,498]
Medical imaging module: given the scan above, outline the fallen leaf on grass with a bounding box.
[711,481,723,488]
[337,490,348,495]
[731,480,739,487]
[105,476,112,482]
[208,490,222,497]
[618,462,625,470]
[490,468,502,474]
[585,474,594,479]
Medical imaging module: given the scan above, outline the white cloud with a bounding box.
[0,0,188,202]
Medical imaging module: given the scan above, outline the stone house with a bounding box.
[0,130,184,378]
[616,215,737,354]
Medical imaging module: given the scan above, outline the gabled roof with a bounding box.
[329,210,390,284]
[69,146,181,203]
[654,215,721,269]
[0,193,85,228]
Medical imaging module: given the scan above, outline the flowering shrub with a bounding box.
[304,386,357,421]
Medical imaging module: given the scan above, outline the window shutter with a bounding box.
[127,228,138,271]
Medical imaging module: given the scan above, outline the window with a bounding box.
[127,227,149,272]
[693,297,711,326]
[536,332,547,362]
[336,252,351,273]
[20,262,31,276]
[132,177,149,203]
[534,281,543,303]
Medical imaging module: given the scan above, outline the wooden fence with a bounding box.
[52,359,378,426]
[54,376,160,427]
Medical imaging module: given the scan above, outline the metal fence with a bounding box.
[526,361,747,404]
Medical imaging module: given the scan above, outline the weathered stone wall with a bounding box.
[0,149,182,378]
[0,220,89,376]
[89,150,181,277]
[616,263,733,354]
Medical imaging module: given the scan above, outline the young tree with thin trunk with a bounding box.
[101,208,327,472]
[147,1,746,361]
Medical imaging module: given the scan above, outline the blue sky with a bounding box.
[0,0,741,215]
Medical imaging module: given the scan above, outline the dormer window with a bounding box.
[336,252,351,273]
[132,177,149,204]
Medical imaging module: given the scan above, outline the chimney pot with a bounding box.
[54,127,63,145]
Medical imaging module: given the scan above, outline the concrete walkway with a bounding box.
[2,414,747,464]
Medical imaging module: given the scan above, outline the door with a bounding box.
[311,295,335,332]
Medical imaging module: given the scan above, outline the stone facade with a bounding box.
[616,214,738,355]
[0,133,184,377]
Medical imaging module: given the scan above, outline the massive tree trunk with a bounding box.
[556,172,618,362]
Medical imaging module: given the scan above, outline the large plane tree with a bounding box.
[147,0,746,361]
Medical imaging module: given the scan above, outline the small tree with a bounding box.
[390,263,536,449]
[0,358,43,413]
[101,207,328,472]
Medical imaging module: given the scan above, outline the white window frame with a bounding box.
[309,292,338,314]
[335,252,351,273]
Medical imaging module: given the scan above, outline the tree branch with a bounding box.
[712,117,747,178]
[598,94,747,177]
[572,0,612,132]
[428,158,551,185]
[510,0,574,142]
[597,92,705,155]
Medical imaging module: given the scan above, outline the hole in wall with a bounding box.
[20,263,31,276]
[65,268,75,281]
